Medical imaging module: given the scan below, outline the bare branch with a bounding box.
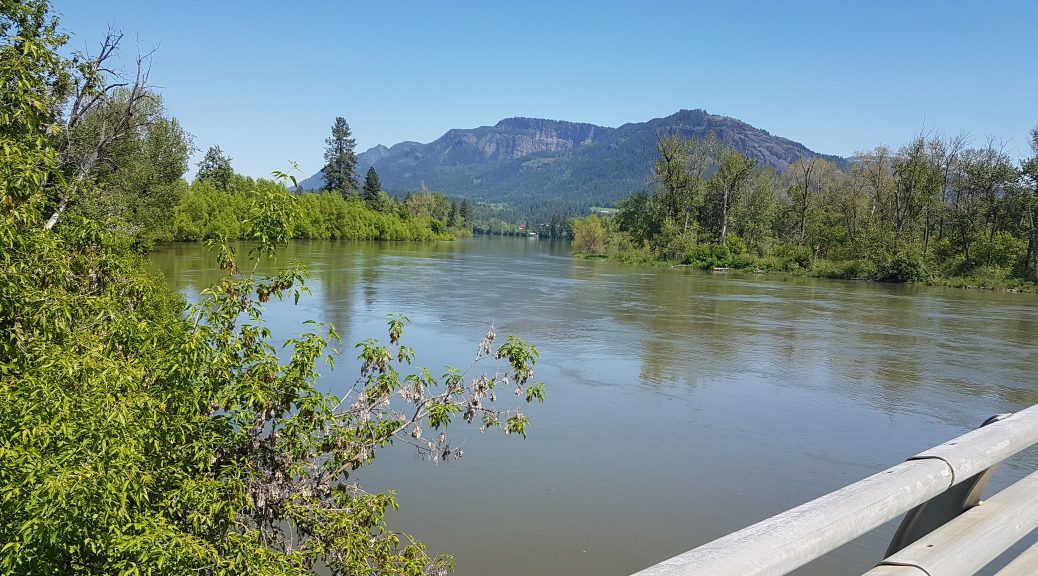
[45,30,156,230]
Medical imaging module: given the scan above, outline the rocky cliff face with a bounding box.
[297,109,845,205]
[431,118,608,164]
[362,144,391,164]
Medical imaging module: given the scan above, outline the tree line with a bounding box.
[55,105,475,246]
[572,130,1038,288]
[171,142,468,243]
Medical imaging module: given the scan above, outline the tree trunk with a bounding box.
[1030,206,1038,283]
[923,205,931,255]
[799,195,808,245]
[719,188,729,245]
[986,219,997,266]
[45,150,99,230]
[44,197,69,230]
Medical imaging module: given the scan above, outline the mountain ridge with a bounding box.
[298,109,846,206]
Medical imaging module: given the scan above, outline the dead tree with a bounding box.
[44,30,154,230]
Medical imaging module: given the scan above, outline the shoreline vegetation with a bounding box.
[3,3,541,574]
[169,178,462,243]
[570,130,1038,294]
[572,250,1038,293]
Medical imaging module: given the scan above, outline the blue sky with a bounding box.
[54,1,1037,180]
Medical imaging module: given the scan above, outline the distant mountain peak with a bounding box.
[494,117,601,131]
[494,117,540,129]
[297,109,846,205]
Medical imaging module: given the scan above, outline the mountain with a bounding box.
[297,109,846,207]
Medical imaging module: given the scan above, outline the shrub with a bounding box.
[683,243,731,269]
[812,258,877,280]
[725,234,749,256]
[876,251,928,283]
[729,252,757,270]
[774,245,812,271]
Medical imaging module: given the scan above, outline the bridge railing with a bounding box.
[631,404,1038,576]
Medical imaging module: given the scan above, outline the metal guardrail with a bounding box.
[631,404,1038,576]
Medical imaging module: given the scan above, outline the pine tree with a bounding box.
[196,145,234,190]
[459,199,473,226]
[322,117,358,196]
[447,201,458,227]
[362,167,382,210]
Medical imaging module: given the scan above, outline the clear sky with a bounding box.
[54,0,1038,180]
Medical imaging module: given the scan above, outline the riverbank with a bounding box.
[573,250,1038,293]
[151,237,1038,576]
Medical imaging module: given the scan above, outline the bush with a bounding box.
[975,231,1027,269]
[172,184,452,243]
[875,251,928,283]
[571,215,608,255]
[683,243,731,269]
[758,255,786,272]
[729,252,758,270]
[969,264,1011,281]
[774,244,812,271]
[725,234,749,256]
[931,237,957,263]
[811,258,877,280]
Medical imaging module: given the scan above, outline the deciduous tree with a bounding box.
[1021,128,1038,282]
[571,214,608,255]
[707,146,755,245]
[2,5,546,575]
[46,30,155,230]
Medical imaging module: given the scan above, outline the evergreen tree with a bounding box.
[362,166,382,210]
[322,116,358,196]
[447,201,458,227]
[459,199,473,226]
[196,145,233,190]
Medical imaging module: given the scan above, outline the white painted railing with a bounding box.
[631,404,1038,576]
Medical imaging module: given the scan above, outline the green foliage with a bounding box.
[0,0,67,222]
[196,145,234,190]
[875,251,929,283]
[615,191,663,247]
[810,258,878,280]
[682,243,730,269]
[71,93,193,246]
[705,146,755,244]
[322,116,358,197]
[362,166,387,211]
[172,180,452,242]
[571,214,608,255]
[459,199,473,224]
[2,5,545,573]
[4,212,542,574]
[977,230,1027,270]
[775,244,812,271]
[593,127,1038,288]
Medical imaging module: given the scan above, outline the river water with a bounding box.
[151,237,1038,575]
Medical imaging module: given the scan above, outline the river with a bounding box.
[151,237,1038,575]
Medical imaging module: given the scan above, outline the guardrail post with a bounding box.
[885,413,1010,556]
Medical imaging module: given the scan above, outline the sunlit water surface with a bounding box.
[152,237,1038,575]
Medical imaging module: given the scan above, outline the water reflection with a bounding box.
[150,238,1038,576]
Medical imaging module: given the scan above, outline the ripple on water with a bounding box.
[150,238,1038,576]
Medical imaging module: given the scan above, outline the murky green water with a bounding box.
[151,237,1038,575]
